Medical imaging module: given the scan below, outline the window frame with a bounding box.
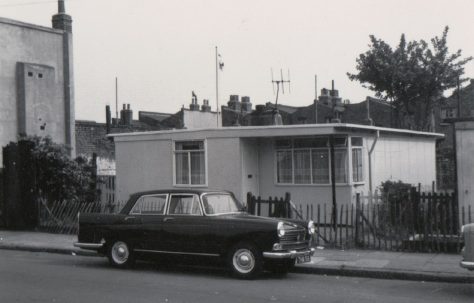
[275,137,350,186]
[333,147,349,184]
[166,193,204,216]
[350,137,365,184]
[200,192,243,216]
[172,139,208,187]
[129,194,169,215]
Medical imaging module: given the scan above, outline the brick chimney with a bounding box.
[190,91,200,111]
[105,105,111,133]
[52,0,72,32]
[227,95,241,111]
[201,99,211,112]
[120,104,133,125]
[241,96,252,113]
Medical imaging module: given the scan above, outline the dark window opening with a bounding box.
[28,72,33,77]
[38,73,43,78]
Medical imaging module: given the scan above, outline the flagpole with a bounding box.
[215,46,219,128]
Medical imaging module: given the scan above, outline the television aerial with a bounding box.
[271,68,291,107]
[270,69,291,125]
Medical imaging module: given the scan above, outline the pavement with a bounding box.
[1,230,473,283]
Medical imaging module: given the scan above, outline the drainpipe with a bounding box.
[368,130,380,194]
[329,135,337,231]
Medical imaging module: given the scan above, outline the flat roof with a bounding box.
[0,16,63,35]
[110,123,444,142]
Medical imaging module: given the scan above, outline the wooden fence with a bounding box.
[97,175,116,207]
[37,198,126,234]
[247,192,293,218]
[30,175,121,235]
[247,191,472,253]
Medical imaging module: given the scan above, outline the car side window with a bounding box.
[130,194,168,215]
[168,194,202,215]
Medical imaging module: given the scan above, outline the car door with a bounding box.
[161,193,215,255]
[128,193,168,251]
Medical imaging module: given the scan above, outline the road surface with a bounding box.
[0,250,473,303]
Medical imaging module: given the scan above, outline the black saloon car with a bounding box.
[74,189,315,279]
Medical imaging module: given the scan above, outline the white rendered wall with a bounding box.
[183,110,221,129]
[368,135,436,190]
[115,139,173,202]
[115,137,243,202]
[456,122,474,214]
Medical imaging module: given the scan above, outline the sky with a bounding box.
[1,0,474,122]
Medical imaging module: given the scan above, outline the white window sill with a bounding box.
[173,184,208,188]
[274,183,352,187]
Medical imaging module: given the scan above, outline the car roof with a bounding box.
[120,189,234,215]
[129,189,231,198]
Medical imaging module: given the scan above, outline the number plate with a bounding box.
[296,253,311,264]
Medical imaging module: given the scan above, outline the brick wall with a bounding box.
[75,121,114,159]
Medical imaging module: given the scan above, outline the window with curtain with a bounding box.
[276,150,293,183]
[351,137,364,182]
[294,150,311,184]
[312,149,329,184]
[275,138,331,185]
[174,141,206,185]
[334,149,348,183]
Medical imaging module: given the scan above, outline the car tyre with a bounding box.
[228,242,262,279]
[107,240,135,268]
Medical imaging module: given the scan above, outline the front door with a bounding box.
[128,193,168,251]
[241,139,259,203]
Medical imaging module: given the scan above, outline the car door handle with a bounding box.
[163,217,175,222]
[124,216,140,223]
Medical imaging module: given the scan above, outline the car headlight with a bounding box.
[277,221,286,237]
[308,220,316,235]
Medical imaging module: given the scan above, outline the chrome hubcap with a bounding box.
[233,248,255,274]
[111,242,129,265]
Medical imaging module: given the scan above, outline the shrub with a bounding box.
[16,136,98,203]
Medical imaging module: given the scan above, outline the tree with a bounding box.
[348,27,472,130]
[18,136,98,203]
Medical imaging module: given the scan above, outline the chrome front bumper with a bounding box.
[73,242,104,250]
[263,247,315,259]
[460,260,474,270]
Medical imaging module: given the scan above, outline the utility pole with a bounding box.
[457,77,461,117]
[314,75,318,123]
[115,77,118,125]
[215,47,219,127]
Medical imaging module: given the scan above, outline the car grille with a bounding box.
[280,228,307,245]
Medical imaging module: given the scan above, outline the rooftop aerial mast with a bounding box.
[271,68,291,107]
[270,69,290,125]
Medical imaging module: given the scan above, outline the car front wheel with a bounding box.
[107,240,135,268]
[228,242,262,279]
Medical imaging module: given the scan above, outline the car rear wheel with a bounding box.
[107,240,135,268]
[228,242,262,279]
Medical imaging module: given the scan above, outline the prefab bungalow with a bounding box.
[111,124,443,209]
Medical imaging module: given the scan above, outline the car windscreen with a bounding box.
[201,193,242,215]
